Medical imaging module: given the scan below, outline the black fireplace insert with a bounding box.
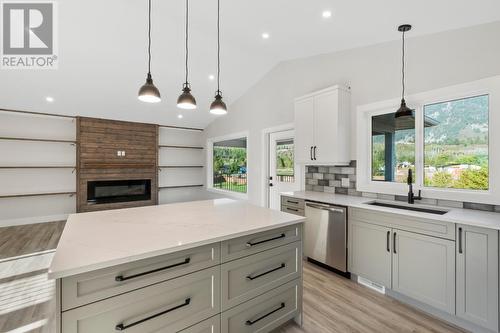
[87,179,151,204]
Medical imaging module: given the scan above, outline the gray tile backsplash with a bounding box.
[305,161,500,213]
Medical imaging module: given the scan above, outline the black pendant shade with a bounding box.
[138,0,161,103]
[210,91,227,115]
[395,24,412,119]
[177,83,197,110]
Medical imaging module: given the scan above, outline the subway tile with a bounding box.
[335,174,344,181]
[318,166,329,173]
[349,181,356,189]
[437,200,464,209]
[305,173,313,179]
[329,180,341,187]
[377,193,395,201]
[335,187,348,194]
[348,174,357,181]
[324,173,336,180]
[341,167,355,175]
[348,189,362,196]
[419,198,438,206]
[464,202,495,212]
[318,179,329,186]
[349,160,357,167]
[308,166,318,173]
[395,195,407,202]
[305,184,313,191]
[306,179,318,185]
[313,173,324,180]
[313,185,325,192]
[362,192,378,198]
[329,167,342,174]
[324,186,336,193]
[495,206,500,213]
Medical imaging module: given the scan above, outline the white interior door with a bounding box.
[268,130,301,210]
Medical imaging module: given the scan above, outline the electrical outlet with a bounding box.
[341,178,350,188]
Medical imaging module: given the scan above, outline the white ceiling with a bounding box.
[1,0,500,128]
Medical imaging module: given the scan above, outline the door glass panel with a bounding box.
[276,139,294,183]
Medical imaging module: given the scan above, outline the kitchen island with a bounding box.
[49,199,305,333]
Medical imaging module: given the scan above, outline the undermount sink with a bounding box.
[366,201,449,215]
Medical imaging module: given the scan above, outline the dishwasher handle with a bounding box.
[306,202,344,214]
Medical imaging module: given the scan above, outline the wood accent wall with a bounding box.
[77,117,158,212]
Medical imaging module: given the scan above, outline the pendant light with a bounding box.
[395,24,413,118]
[177,0,197,109]
[209,0,227,115]
[138,0,161,103]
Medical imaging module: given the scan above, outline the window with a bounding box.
[371,112,415,183]
[276,139,295,183]
[212,137,247,193]
[424,95,489,190]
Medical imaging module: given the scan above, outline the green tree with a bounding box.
[454,168,489,190]
[429,171,453,188]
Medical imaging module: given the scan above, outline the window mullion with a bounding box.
[415,106,425,189]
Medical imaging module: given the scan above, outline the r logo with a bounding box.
[2,3,53,55]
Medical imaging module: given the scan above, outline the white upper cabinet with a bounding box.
[294,85,350,165]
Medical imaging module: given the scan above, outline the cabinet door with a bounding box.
[392,230,455,314]
[294,97,314,164]
[348,220,392,288]
[456,224,498,331]
[313,90,338,164]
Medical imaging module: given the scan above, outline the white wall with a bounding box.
[203,21,500,206]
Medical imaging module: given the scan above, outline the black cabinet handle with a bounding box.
[286,207,299,212]
[287,200,299,205]
[115,298,191,331]
[246,233,286,247]
[245,302,285,326]
[310,146,313,160]
[246,263,286,281]
[393,232,397,254]
[313,146,317,160]
[386,231,390,252]
[115,258,191,282]
[458,227,463,254]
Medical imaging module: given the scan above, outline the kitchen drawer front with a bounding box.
[61,243,220,310]
[221,224,302,263]
[62,267,220,333]
[221,241,302,310]
[178,315,220,333]
[280,196,305,210]
[221,279,301,333]
[349,208,455,240]
[281,205,305,216]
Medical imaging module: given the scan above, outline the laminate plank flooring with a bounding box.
[0,221,65,260]
[274,262,467,333]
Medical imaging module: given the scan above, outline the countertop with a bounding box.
[49,199,305,279]
[282,191,500,230]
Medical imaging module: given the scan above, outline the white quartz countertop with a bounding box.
[282,191,500,230]
[49,199,305,279]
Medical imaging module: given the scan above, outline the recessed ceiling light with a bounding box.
[46,96,54,102]
[322,10,332,18]
[261,33,270,39]
[177,114,183,119]
[209,74,215,81]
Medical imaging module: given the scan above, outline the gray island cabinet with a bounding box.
[49,199,304,333]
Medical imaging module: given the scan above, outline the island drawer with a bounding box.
[221,224,302,262]
[178,315,220,333]
[281,205,305,216]
[350,207,456,240]
[281,196,305,209]
[61,243,220,310]
[62,267,221,333]
[221,241,301,310]
[221,278,301,333]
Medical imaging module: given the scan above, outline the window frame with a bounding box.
[206,131,249,199]
[357,76,499,205]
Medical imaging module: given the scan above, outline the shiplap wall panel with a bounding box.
[159,168,204,187]
[159,148,203,166]
[0,195,75,226]
[0,169,76,195]
[0,141,76,166]
[159,127,203,146]
[0,113,76,140]
[158,188,225,204]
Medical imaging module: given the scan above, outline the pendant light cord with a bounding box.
[401,30,405,100]
[216,0,221,94]
[185,0,189,85]
[147,0,152,75]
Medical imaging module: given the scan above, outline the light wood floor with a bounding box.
[0,222,467,333]
[0,221,65,260]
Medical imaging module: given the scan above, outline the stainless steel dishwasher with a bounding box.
[304,201,347,273]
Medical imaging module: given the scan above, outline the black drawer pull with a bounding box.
[286,207,299,212]
[246,263,286,281]
[246,233,286,247]
[245,302,285,326]
[115,298,191,331]
[458,227,463,254]
[393,232,397,254]
[386,231,390,252]
[286,200,299,205]
[115,258,191,282]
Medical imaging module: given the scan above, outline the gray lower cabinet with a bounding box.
[348,220,392,287]
[392,230,455,314]
[62,267,220,333]
[456,224,499,331]
[178,315,220,333]
[221,279,301,333]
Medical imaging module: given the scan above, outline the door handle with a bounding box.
[313,146,317,160]
[310,146,313,160]
[306,202,344,213]
[458,227,463,254]
[115,258,191,282]
[393,232,397,254]
[246,233,286,247]
[246,263,286,280]
[245,302,285,326]
[386,231,390,252]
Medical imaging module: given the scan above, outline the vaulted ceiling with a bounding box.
[1,0,499,128]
